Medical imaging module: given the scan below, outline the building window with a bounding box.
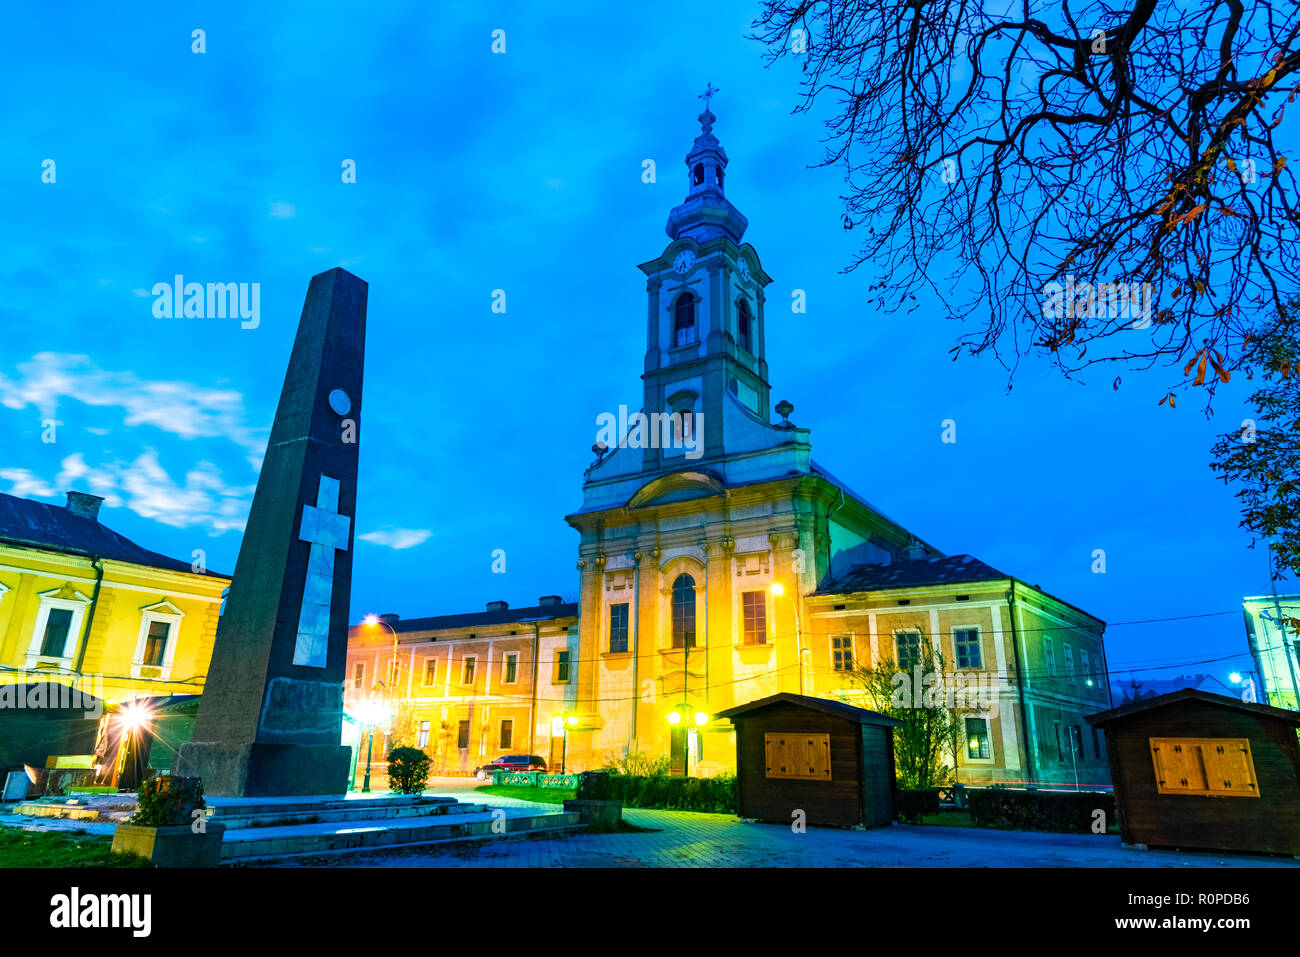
[1045,637,1056,676]
[895,631,922,671]
[672,574,697,649]
[386,658,399,685]
[831,635,853,672]
[555,650,571,683]
[954,627,982,669]
[741,591,766,645]
[1065,644,1076,682]
[1054,720,1063,761]
[457,720,470,750]
[423,659,436,687]
[353,662,365,689]
[503,652,518,684]
[965,717,991,759]
[500,719,513,750]
[141,620,170,668]
[673,293,696,347]
[737,299,753,353]
[1092,726,1105,759]
[26,591,91,667]
[692,162,704,186]
[41,608,74,657]
[462,657,476,686]
[417,721,430,748]
[609,602,629,654]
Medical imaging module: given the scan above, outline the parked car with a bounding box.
[474,755,548,781]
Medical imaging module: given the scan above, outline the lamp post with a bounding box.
[770,582,805,695]
[552,713,580,773]
[666,705,709,777]
[363,614,401,771]
[354,698,390,793]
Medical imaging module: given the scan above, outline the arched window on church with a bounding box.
[671,574,696,649]
[693,163,705,187]
[737,299,753,353]
[673,293,696,347]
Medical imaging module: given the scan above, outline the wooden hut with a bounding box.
[1087,689,1300,856]
[715,692,900,827]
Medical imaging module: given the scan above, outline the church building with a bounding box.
[348,104,1113,787]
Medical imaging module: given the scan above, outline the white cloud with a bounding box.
[0,468,57,499]
[358,527,432,550]
[0,352,266,456]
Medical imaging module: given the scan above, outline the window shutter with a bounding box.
[1149,737,1259,797]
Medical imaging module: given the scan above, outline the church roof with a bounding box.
[815,554,1009,595]
[353,601,579,636]
[0,490,223,577]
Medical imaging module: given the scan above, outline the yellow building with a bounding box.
[0,490,229,709]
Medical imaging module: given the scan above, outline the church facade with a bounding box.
[347,106,1113,787]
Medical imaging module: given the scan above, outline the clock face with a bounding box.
[328,389,351,416]
[739,259,751,282]
[672,250,696,274]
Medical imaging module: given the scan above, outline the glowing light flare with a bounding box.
[118,702,152,731]
[666,711,682,725]
[693,712,709,727]
[769,582,785,597]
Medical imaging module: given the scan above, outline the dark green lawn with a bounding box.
[0,826,152,868]
[475,784,576,804]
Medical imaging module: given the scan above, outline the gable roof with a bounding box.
[715,692,901,726]
[1086,688,1300,727]
[815,554,1008,595]
[351,601,579,636]
[0,491,224,578]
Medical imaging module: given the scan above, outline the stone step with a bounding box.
[211,800,492,829]
[218,808,581,861]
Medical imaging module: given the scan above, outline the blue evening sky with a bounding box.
[0,2,1282,690]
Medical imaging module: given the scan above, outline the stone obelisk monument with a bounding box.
[178,267,367,796]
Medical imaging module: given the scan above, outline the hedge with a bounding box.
[897,789,941,823]
[577,771,738,814]
[966,787,1115,833]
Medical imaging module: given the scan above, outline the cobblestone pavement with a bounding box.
[268,806,1300,868]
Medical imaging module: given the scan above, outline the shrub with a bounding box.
[577,770,738,814]
[897,788,941,823]
[966,787,1115,833]
[130,775,204,827]
[602,750,671,777]
[387,746,431,794]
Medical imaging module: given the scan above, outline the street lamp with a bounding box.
[666,705,709,777]
[354,698,390,793]
[551,713,580,773]
[362,614,401,768]
[769,581,805,694]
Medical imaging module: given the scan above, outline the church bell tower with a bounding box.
[638,91,774,473]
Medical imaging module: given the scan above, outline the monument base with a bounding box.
[176,741,352,797]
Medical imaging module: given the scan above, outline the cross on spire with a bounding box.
[698,82,719,111]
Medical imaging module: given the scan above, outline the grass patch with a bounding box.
[475,785,575,804]
[917,811,977,828]
[0,827,152,868]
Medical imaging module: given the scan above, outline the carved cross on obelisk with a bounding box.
[293,475,351,668]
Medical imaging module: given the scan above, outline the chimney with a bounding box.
[538,595,562,607]
[904,540,927,561]
[486,600,509,612]
[65,491,104,522]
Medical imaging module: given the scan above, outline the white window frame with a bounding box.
[502,651,519,685]
[421,658,437,687]
[1044,636,1056,677]
[25,588,91,669]
[830,634,854,672]
[1064,643,1076,683]
[131,600,185,680]
[964,716,994,763]
[462,656,477,686]
[1080,648,1091,686]
[951,625,983,670]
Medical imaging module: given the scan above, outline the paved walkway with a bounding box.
[267,805,1300,868]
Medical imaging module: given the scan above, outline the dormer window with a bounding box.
[673,292,696,346]
[737,299,753,353]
